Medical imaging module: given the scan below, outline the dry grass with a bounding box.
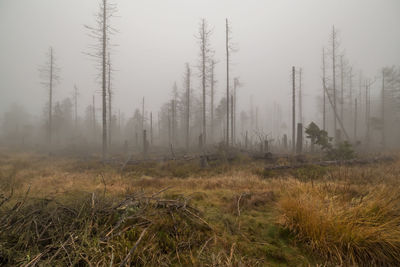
[1,151,400,265]
[278,164,400,266]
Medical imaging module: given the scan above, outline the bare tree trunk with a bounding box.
[226,18,230,146]
[231,95,234,146]
[107,53,112,148]
[102,0,108,159]
[365,82,370,147]
[332,26,337,141]
[49,47,53,145]
[210,60,215,144]
[298,68,303,124]
[381,70,385,149]
[233,78,238,145]
[322,48,326,131]
[296,123,303,154]
[349,67,353,135]
[340,55,344,124]
[292,66,296,153]
[185,63,191,151]
[172,99,176,147]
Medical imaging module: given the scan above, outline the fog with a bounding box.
[1,0,399,152]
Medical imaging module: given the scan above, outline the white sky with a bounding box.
[0,0,399,124]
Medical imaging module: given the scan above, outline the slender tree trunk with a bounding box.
[210,60,215,144]
[186,63,191,151]
[340,55,344,123]
[102,0,108,159]
[226,18,230,146]
[233,78,238,144]
[292,66,296,153]
[322,48,326,131]
[107,53,112,148]
[381,70,385,149]
[365,82,370,147]
[298,68,303,124]
[332,26,337,140]
[201,20,207,146]
[49,47,53,145]
[172,99,176,147]
[231,95,234,146]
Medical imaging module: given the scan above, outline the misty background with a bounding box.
[0,0,399,150]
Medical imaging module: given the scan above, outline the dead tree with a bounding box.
[107,53,112,148]
[292,66,296,153]
[322,48,326,131]
[184,63,191,151]
[210,60,217,144]
[231,95,234,145]
[340,55,344,123]
[298,68,303,124]
[322,74,350,141]
[39,47,59,145]
[331,26,338,140]
[233,77,241,144]
[381,69,385,148]
[197,19,213,146]
[296,123,303,154]
[225,18,231,146]
[85,0,117,159]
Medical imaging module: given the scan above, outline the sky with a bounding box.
[0,0,399,125]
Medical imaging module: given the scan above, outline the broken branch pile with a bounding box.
[0,190,212,266]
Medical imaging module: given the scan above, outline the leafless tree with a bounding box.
[225,19,236,146]
[107,53,113,148]
[330,26,338,140]
[184,63,191,151]
[322,48,327,131]
[298,68,303,124]
[197,19,213,146]
[292,66,296,153]
[85,0,117,159]
[39,47,60,146]
[210,60,217,144]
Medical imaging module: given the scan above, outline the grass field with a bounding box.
[0,151,399,266]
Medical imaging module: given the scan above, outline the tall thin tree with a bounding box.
[197,19,213,146]
[85,0,117,159]
[225,18,232,146]
[107,53,112,148]
[184,63,191,151]
[39,47,59,146]
[331,26,338,140]
[292,66,296,153]
[322,48,326,131]
[210,60,217,144]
